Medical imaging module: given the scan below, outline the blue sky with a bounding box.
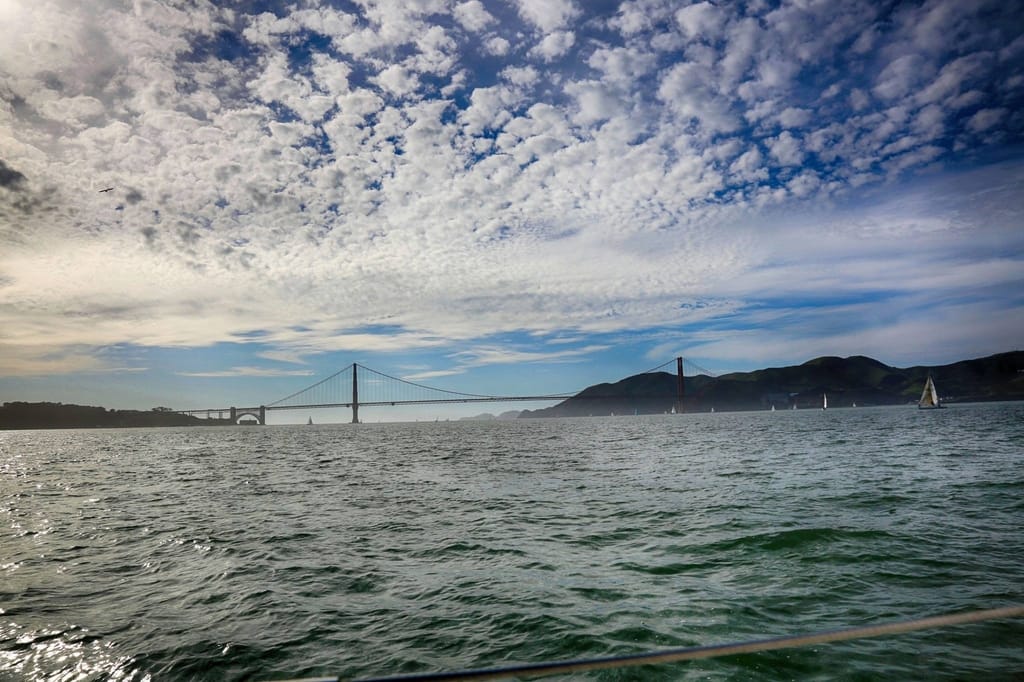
[1,0,1022,422]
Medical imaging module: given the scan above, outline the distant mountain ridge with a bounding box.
[520,351,1024,418]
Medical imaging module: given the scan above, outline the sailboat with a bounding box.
[307,416,313,425]
[822,394,828,410]
[918,374,944,409]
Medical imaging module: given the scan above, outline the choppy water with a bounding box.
[2,403,1022,681]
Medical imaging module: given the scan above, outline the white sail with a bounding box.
[918,375,941,409]
[822,394,828,410]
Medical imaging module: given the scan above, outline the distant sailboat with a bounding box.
[918,374,944,410]
[822,394,828,410]
[771,404,776,411]
[307,416,313,425]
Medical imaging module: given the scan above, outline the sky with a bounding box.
[1,0,1023,422]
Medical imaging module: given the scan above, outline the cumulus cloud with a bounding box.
[0,0,1022,386]
[529,30,575,62]
[454,1,494,33]
[515,0,579,33]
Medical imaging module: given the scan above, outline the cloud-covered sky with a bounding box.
[1,0,1023,416]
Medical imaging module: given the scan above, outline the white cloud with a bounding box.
[372,64,421,97]
[873,54,931,101]
[587,46,657,88]
[777,106,811,128]
[501,65,540,87]
[180,366,317,378]
[729,146,766,181]
[767,130,804,166]
[916,51,993,106]
[451,344,611,369]
[515,0,579,33]
[483,35,511,56]
[565,81,624,125]
[454,1,494,33]
[966,107,1008,133]
[529,31,575,62]
[675,2,726,42]
[657,62,739,132]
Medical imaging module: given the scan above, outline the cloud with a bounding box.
[515,0,579,33]
[0,0,1022,387]
[767,131,804,166]
[966,107,1008,133]
[675,2,726,41]
[529,30,575,62]
[454,1,494,32]
[0,160,27,189]
[179,366,317,378]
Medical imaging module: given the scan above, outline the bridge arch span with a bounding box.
[230,406,266,425]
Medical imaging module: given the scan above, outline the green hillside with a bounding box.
[521,351,1024,417]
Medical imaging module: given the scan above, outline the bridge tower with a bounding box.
[675,356,685,414]
[352,363,359,424]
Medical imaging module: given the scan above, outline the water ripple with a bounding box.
[2,404,1023,680]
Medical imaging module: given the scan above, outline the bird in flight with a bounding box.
[99,187,114,192]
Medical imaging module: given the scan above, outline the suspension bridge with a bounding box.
[178,357,714,424]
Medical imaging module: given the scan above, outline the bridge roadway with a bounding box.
[178,394,575,424]
[267,395,574,410]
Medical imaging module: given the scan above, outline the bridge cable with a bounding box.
[267,364,354,407]
[357,365,572,401]
[640,358,678,374]
[639,357,717,377]
[267,356,711,411]
[274,604,1024,682]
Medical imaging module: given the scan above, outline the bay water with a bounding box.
[2,403,1022,680]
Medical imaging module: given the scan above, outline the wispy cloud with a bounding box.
[179,367,316,378]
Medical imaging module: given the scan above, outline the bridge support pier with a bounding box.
[260,406,266,425]
[675,357,685,414]
[230,406,236,422]
[352,364,359,424]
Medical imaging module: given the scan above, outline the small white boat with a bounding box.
[822,394,828,410]
[918,374,944,409]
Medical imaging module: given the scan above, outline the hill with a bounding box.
[519,351,1024,417]
[0,402,233,430]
